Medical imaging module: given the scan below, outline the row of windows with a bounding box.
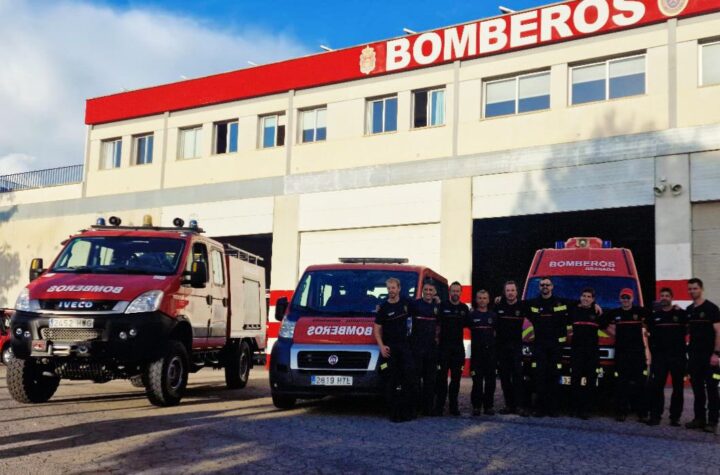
[99,41,720,169]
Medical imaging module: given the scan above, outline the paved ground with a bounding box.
[1,366,718,475]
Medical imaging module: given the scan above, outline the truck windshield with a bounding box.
[525,276,641,309]
[291,270,419,315]
[51,237,185,275]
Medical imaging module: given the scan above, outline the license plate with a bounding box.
[49,318,94,329]
[310,375,353,386]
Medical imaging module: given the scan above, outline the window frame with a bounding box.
[699,39,720,87]
[213,120,239,155]
[178,126,203,160]
[483,70,551,119]
[569,53,646,106]
[412,87,446,129]
[133,133,154,166]
[210,248,225,286]
[298,106,327,144]
[100,138,122,170]
[366,95,398,135]
[259,113,286,148]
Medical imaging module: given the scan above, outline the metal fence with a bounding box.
[0,164,84,193]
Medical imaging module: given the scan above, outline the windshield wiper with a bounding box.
[53,266,95,274]
[93,265,155,275]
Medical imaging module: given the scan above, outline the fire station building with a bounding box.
[2,0,720,332]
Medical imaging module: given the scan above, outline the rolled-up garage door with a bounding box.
[693,202,720,297]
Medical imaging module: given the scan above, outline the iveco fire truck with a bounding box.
[522,237,644,386]
[8,216,267,406]
[269,258,448,409]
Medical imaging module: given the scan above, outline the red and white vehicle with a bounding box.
[269,258,447,409]
[8,216,266,406]
[522,237,644,382]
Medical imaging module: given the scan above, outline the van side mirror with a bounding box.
[29,258,44,282]
[190,260,208,288]
[275,297,288,321]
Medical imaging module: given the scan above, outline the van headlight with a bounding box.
[278,317,296,339]
[126,290,164,314]
[15,288,40,312]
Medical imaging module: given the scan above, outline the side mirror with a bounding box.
[275,297,288,321]
[190,260,208,288]
[29,258,44,282]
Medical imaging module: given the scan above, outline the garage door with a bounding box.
[692,202,720,297]
[298,224,441,275]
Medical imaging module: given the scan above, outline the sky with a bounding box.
[0,0,548,174]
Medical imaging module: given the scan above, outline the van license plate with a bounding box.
[311,375,353,386]
[49,318,94,329]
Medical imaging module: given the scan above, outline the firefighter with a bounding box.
[435,281,469,416]
[646,287,688,426]
[465,289,497,416]
[569,288,605,420]
[374,277,417,422]
[605,288,651,422]
[684,277,720,434]
[525,277,569,417]
[494,280,529,416]
[408,281,441,416]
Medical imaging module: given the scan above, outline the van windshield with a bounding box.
[525,276,641,309]
[291,269,419,315]
[52,237,185,275]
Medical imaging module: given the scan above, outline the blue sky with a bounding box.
[98,0,551,50]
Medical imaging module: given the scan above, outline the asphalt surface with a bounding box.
[1,365,718,474]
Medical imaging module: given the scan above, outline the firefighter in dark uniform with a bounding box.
[605,288,651,422]
[525,277,569,417]
[465,289,497,416]
[494,280,528,416]
[408,281,441,416]
[374,277,417,422]
[569,288,605,420]
[684,277,720,434]
[646,287,688,426]
[435,281,469,416]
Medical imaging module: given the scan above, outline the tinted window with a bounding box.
[525,276,640,309]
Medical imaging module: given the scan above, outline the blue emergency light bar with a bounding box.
[602,240,612,248]
[555,241,565,249]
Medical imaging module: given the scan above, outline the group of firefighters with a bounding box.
[373,276,720,434]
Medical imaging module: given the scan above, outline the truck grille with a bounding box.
[39,300,118,311]
[40,328,103,341]
[297,351,371,370]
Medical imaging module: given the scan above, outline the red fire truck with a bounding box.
[522,237,644,385]
[8,216,267,406]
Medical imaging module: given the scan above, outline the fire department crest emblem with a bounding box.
[658,0,688,17]
[359,45,376,75]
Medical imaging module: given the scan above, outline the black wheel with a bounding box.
[1,344,13,366]
[225,340,251,389]
[143,340,189,407]
[272,392,296,409]
[129,375,145,388]
[6,358,60,404]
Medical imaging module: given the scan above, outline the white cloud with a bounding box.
[0,0,309,173]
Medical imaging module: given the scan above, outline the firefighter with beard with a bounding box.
[435,281,469,416]
[494,280,529,416]
[408,281,441,416]
[374,277,417,422]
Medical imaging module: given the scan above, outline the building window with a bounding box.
[571,55,645,105]
[367,96,398,134]
[413,88,445,128]
[214,120,238,154]
[261,114,285,148]
[134,134,153,165]
[101,138,122,169]
[484,72,550,118]
[701,41,720,86]
[179,126,202,159]
[300,107,327,143]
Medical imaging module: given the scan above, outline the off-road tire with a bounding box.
[225,340,251,389]
[6,358,60,403]
[272,392,297,409]
[143,340,189,407]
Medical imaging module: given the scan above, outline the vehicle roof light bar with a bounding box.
[338,257,409,264]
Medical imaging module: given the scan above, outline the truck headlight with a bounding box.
[15,288,40,312]
[126,290,164,314]
[278,317,296,339]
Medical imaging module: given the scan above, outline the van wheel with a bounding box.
[6,358,60,404]
[1,344,13,366]
[143,340,188,407]
[272,392,296,409]
[225,341,251,389]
